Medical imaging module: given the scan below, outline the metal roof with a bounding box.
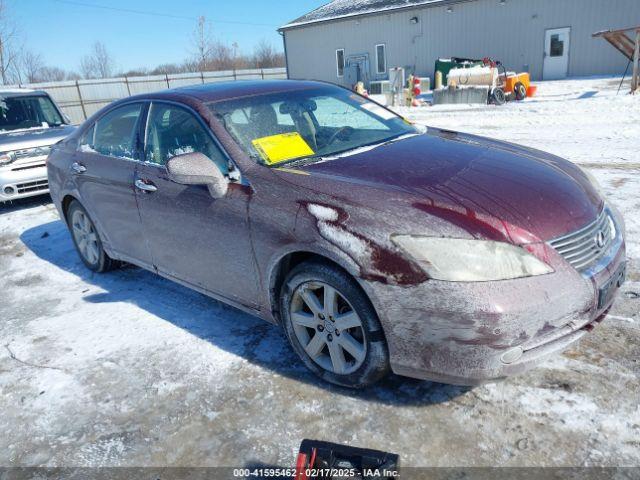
[280,0,461,30]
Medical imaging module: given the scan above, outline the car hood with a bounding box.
[278,129,602,243]
[0,125,76,152]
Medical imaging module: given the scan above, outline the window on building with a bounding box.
[376,44,386,74]
[336,49,345,77]
[550,34,564,57]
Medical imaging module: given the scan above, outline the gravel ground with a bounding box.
[0,77,639,469]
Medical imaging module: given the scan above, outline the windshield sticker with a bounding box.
[361,103,397,121]
[252,132,315,165]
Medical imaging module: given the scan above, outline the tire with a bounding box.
[280,261,390,388]
[66,200,117,273]
[514,82,527,101]
[490,87,506,105]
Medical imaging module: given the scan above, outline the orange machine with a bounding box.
[504,72,531,100]
[481,58,535,104]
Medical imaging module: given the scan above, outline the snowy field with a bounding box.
[1,76,639,469]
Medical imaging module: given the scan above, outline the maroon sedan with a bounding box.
[47,80,626,387]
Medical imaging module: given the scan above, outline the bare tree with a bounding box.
[80,41,115,79]
[151,63,187,75]
[189,16,242,71]
[230,42,249,70]
[38,66,74,82]
[120,67,149,77]
[252,39,285,69]
[191,16,214,71]
[0,0,21,84]
[210,41,234,70]
[19,50,45,83]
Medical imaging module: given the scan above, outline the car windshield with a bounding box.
[0,94,65,132]
[209,86,417,167]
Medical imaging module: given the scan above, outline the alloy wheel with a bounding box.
[71,209,100,265]
[290,281,367,375]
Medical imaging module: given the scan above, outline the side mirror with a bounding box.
[166,152,228,199]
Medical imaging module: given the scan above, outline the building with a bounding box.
[279,0,640,88]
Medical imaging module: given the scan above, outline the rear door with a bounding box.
[73,102,152,266]
[134,101,259,307]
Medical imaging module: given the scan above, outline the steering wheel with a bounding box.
[325,126,355,147]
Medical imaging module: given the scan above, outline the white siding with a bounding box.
[283,0,640,82]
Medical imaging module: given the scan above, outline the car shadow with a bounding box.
[20,219,470,406]
[0,194,51,214]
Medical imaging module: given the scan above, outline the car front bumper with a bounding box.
[0,160,49,202]
[364,208,627,385]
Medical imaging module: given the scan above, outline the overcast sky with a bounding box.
[10,0,325,73]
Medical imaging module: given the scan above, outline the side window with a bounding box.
[92,104,143,159]
[145,103,227,173]
[78,124,96,153]
[38,97,60,123]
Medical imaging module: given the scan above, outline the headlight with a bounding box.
[0,151,16,166]
[391,236,553,282]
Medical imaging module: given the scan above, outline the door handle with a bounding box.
[70,162,86,174]
[135,179,158,192]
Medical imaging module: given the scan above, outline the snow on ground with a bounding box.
[1,76,639,468]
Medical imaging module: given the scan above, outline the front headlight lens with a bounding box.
[391,236,553,282]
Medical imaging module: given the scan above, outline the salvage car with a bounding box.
[0,89,74,202]
[47,80,626,387]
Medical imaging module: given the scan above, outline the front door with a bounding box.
[134,102,260,307]
[543,27,571,80]
[74,102,152,266]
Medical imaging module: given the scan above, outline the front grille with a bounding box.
[11,162,46,171]
[16,179,48,194]
[548,209,615,271]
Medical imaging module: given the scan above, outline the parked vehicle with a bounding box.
[0,89,75,202]
[47,80,626,388]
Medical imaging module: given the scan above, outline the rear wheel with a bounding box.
[280,262,390,388]
[67,200,116,273]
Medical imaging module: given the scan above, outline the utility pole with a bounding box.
[0,37,6,84]
[632,28,640,94]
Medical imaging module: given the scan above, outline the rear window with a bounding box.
[0,95,65,132]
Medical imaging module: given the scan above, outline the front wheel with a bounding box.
[490,87,506,105]
[67,200,116,273]
[280,262,390,388]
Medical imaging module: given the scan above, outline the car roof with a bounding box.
[126,79,332,104]
[0,88,48,98]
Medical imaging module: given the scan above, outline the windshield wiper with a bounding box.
[269,132,416,169]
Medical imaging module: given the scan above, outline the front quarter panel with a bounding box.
[46,143,75,217]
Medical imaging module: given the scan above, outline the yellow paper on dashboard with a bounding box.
[252,132,314,165]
